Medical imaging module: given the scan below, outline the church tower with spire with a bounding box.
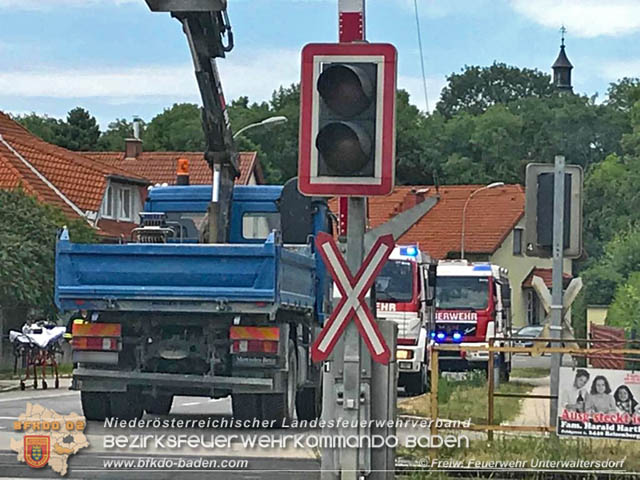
[552,26,573,92]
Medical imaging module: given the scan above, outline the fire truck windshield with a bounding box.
[436,276,489,310]
[375,260,414,303]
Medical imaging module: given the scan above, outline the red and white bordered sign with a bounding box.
[311,232,394,364]
[298,42,397,197]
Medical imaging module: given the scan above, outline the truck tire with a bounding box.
[81,391,110,421]
[110,392,143,420]
[499,355,510,383]
[262,340,297,426]
[145,394,173,415]
[232,394,261,421]
[296,374,322,421]
[404,365,428,395]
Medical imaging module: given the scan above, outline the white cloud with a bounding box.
[510,0,640,38]
[0,0,136,10]
[0,49,300,104]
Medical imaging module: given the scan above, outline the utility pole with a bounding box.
[549,155,565,426]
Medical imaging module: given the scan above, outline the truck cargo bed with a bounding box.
[55,231,315,313]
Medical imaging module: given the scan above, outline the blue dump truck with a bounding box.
[55,180,330,424]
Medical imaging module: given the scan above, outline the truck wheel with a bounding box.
[499,355,510,383]
[405,365,428,396]
[232,394,261,421]
[145,394,173,415]
[110,392,143,420]
[81,391,110,421]
[262,340,297,425]
[296,373,322,421]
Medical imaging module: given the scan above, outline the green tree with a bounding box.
[97,118,139,151]
[56,107,101,151]
[0,189,95,317]
[607,272,640,333]
[436,62,554,118]
[606,77,640,112]
[13,113,62,144]
[143,103,205,151]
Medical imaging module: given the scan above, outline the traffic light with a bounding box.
[298,43,397,196]
[524,162,583,258]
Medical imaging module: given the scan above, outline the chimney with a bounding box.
[397,188,429,213]
[125,117,142,159]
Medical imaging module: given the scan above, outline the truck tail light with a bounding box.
[398,338,417,346]
[231,340,278,354]
[229,326,279,355]
[71,323,121,352]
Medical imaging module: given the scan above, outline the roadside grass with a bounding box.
[510,367,550,379]
[0,363,73,380]
[398,372,532,425]
[398,435,639,478]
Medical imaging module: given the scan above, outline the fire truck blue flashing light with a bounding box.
[452,332,463,342]
[436,332,446,341]
[400,246,418,257]
[473,264,492,271]
[430,331,436,339]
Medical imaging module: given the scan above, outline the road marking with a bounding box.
[0,392,77,403]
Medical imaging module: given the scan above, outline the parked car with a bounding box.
[513,325,545,350]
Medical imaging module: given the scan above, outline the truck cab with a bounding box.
[431,260,512,380]
[375,245,436,394]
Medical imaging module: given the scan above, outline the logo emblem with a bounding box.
[24,436,50,468]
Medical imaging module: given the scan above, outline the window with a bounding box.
[375,260,414,303]
[102,186,114,218]
[513,228,523,255]
[242,212,281,240]
[119,188,132,221]
[436,276,489,310]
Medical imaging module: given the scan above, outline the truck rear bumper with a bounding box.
[73,367,273,395]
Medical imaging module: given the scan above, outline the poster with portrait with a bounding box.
[557,367,640,441]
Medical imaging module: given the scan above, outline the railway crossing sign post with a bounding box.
[298,1,397,478]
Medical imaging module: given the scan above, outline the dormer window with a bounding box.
[119,188,132,221]
[101,182,138,222]
[102,185,114,218]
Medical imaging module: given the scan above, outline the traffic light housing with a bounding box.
[524,163,583,258]
[298,43,397,196]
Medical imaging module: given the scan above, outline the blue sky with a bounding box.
[1,0,639,129]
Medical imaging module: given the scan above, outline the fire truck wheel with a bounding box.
[262,340,297,425]
[499,355,510,382]
[144,394,173,415]
[110,392,143,420]
[405,366,428,395]
[81,391,110,421]
[232,394,261,421]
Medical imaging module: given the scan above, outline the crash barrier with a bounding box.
[428,337,640,442]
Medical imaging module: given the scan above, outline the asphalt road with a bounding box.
[0,386,321,479]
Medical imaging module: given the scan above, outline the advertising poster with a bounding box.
[558,367,640,440]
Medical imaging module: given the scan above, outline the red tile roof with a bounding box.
[83,150,263,186]
[522,267,572,288]
[329,185,525,259]
[0,111,147,215]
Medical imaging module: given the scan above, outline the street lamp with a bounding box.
[233,116,288,139]
[460,182,505,259]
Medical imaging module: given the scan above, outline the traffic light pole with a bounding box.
[343,197,368,479]
[549,155,565,427]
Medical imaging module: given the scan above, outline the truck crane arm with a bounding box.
[146,0,238,242]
